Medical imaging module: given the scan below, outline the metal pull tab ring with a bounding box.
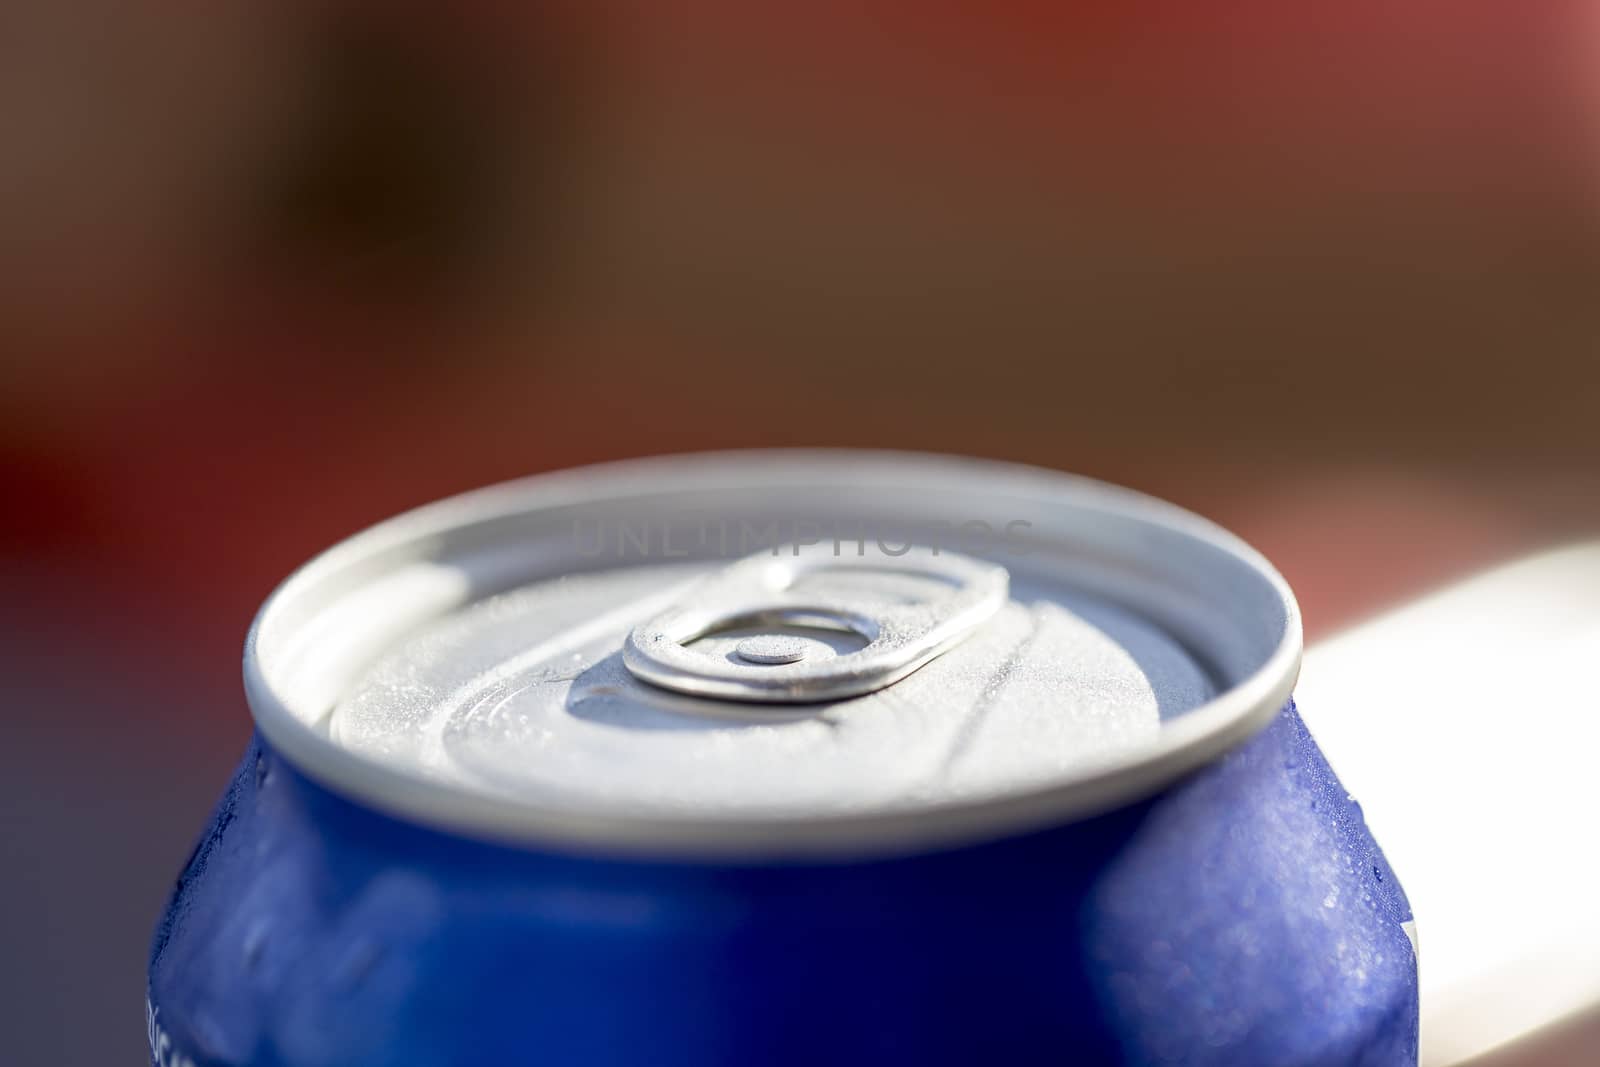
[622,551,1009,703]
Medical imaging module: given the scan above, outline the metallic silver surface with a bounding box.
[622,551,1007,702]
[244,451,1301,858]
[327,560,1208,818]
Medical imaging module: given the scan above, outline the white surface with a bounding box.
[1297,544,1600,1066]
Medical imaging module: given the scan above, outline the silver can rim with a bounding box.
[243,450,1302,860]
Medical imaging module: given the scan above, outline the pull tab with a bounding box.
[623,551,1009,703]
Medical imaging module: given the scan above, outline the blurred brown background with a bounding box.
[2,3,1598,1062]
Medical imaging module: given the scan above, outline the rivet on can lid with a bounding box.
[735,635,810,665]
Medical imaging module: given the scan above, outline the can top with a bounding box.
[246,451,1300,858]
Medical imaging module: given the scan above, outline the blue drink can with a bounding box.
[148,452,1417,1066]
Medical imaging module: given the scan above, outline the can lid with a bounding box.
[246,451,1300,858]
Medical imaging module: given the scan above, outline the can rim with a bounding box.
[244,450,1301,860]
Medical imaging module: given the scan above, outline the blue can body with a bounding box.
[148,700,1417,1066]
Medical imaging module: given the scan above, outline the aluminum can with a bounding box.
[148,451,1417,1066]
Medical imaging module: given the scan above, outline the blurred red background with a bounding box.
[3,4,1599,1062]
